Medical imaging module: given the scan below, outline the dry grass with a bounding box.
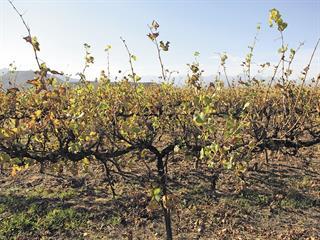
[0,148,319,239]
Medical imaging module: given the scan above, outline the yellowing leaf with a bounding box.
[11,167,17,177]
[11,164,22,177]
[243,102,250,110]
[53,119,60,127]
[151,20,160,30]
[82,157,90,165]
[35,110,42,118]
[105,45,112,51]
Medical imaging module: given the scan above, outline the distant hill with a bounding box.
[0,70,79,90]
[0,70,258,90]
[0,71,38,89]
[0,70,159,90]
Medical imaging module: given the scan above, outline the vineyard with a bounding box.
[0,3,320,240]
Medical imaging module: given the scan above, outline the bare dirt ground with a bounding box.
[0,148,319,240]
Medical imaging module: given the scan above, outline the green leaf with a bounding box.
[194,51,200,57]
[256,23,261,30]
[134,74,141,82]
[224,158,233,170]
[269,8,287,32]
[153,188,161,195]
[22,35,40,51]
[131,55,137,61]
[193,112,206,125]
[153,188,162,202]
[0,153,10,162]
[131,126,140,133]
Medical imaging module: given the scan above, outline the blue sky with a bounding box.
[1,0,319,80]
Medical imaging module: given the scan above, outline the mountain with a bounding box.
[1,70,263,90]
[140,74,240,86]
[0,71,37,89]
[0,70,79,89]
[0,70,159,90]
